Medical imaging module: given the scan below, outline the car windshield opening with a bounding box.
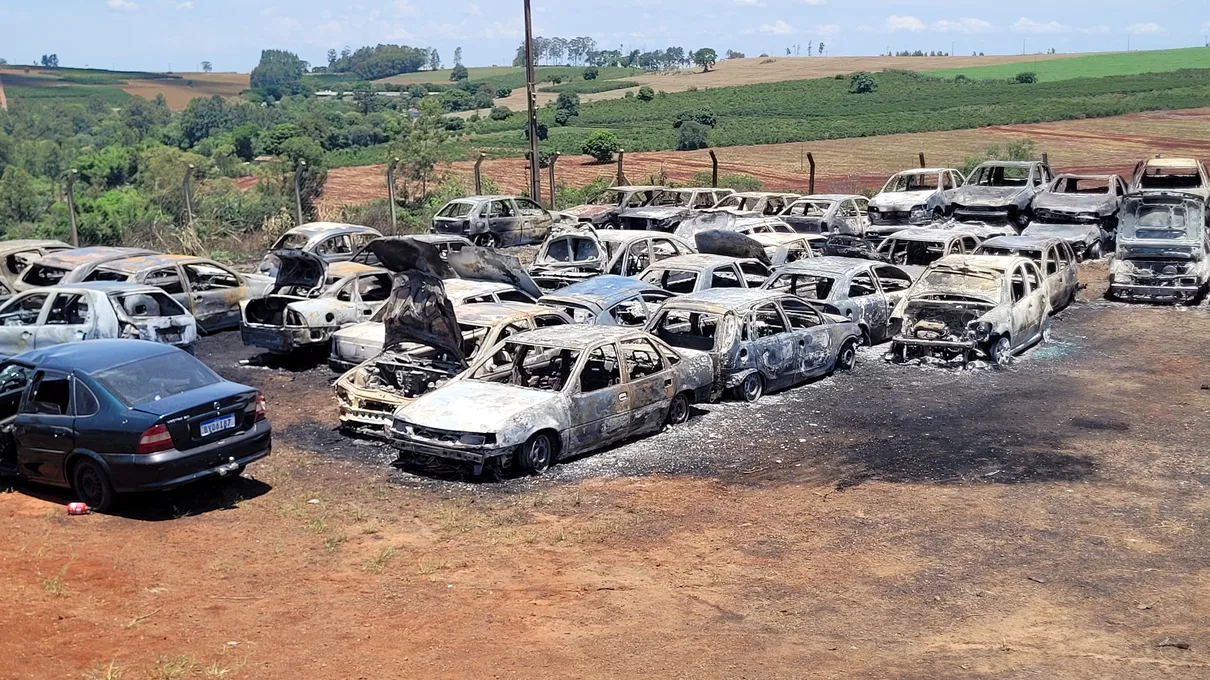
[1139,169,1203,191]
[272,233,310,250]
[471,343,581,392]
[91,352,222,407]
[1055,178,1110,194]
[887,173,939,192]
[590,190,625,206]
[885,240,947,266]
[654,309,725,351]
[540,237,600,264]
[437,202,475,218]
[919,267,1001,299]
[651,191,691,207]
[970,166,1029,187]
[1121,201,1203,241]
[642,269,698,294]
[765,273,836,300]
[21,265,69,287]
[113,291,188,318]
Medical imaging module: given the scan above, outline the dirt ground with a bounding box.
[2,263,1210,678]
[120,73,250,110]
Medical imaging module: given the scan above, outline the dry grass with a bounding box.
[120,72,249,110]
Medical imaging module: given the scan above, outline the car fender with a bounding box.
[63,448,110,488]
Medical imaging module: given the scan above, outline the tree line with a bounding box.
[512,38,728,72]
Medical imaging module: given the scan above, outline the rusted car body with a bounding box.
[257,223,382,276]
[616,188,733,231]
[673,213,795,241]
[241,254,394,354]
[15,247,157,292]
[707,192,800,217]
[430,195,566,247]
[647,289,861,403]
[976,236,1079,312]
[0,240,72,287]
[1022,222,1107,261]
[388,326,714,474]
[780,194,871,236]
[335,302,571,432]
[68,254,273,333]
[638,254,771,295]
[562,186,663,228]
[1130,158,1210,203]
[876,228,983,277]
[950,161,1054,227]
[890,255,1051,366]
[1108,192,1209,303]
[867,169,966,231]
[529,224,696,291]
[0,282,197,356]
[1031,175,1127,242]
[761,256,916,344]
[538,275,673,327]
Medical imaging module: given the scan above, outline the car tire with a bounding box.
[932,207,944,222]
[600,220,618,230]
[1087,241,1103,260]
[666,393,691,426]
[517,432,556,474]
[988,336,1014,368]
[734,373,764,403]
[72,459,115,513]
[474,233,501,248]
[834,339,859,373]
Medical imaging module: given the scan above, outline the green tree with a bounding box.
[429,49,442,71]
[120,95,171,140]
[637,86,655,102]
[135,146,209,222]
[693,48,717,73]
[76,146,137,189]
[262,123,304,155]
[250,49,307,99]
[582,130,621,163]
[555,90,580,117]
[673,109,717,128]
[179,95,231,147]
[450,64,470,81]
[279,137,327,221]
[201,60,213,73]
[0,166,49,225]
[231,123,260,162]
[489,106,512,121]
[1014,72,1038,84]
[849,72,877,94]
[454,47,463,66]
[675,121,709,151]
[390,112,458,202]
[583,67,598,80]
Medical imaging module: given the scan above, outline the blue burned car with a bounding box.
[0,340,271,512]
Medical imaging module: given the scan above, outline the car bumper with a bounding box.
[242,325,332,351]
[390,431,514,464]
[953,208,1011,222]
[1109,282,1203,301]
[102,421,272,493]
[337,390,411,433]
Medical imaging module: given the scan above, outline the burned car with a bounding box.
[877,228,982,277]
[0,283,197,356]
[780,195,871,236]
[1022,222,1108,261]
[241,254,394,354]
[529,224,695,291]
[1030,174,1127,237]
[708,192,800,216]
[0,240,72,287]
[975,236,1079,313]
[562,185,663,228]
[352,234,472,266]
[748,233,819,267]
[257,223,382,276]
[761,257,916,344]
[430,195,566,247]
[538,276,673,327]
[866,168,966,231]
[1107,192,1209,303]
[69,254,274,333]
[335,302,571,432]
[1130,157,1210,203]
[648,289,861,403]
[639,254,771,295]
[15,247,157,292]
[950,160,1053,227]
[890,255,1051,366]
[819,234,886,262]
[388,325,714,474]
[616,188,732,231]
[674,212,795,241]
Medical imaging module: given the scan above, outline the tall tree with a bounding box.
[693,48,717,73]
[429,49,442,71]
[250,49,307,99]
[201,60,213,72]
[327,49,338,66]
[454,47,463,66]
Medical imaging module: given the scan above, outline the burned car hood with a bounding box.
[1023,222,1100,242]
[1033,193,1115,214]
[563,204,613,219]
[380,273,464,364]
[871,190,936,211]
[448,246,543,300]
[366,238,454,278]
[953,186,1026,206]
[400,380,562,434]
[271,250,327,290]
[622,206,686,220]
[695,230,770,264]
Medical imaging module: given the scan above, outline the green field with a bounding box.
[381,65,642,91]
[924,47,1210,82]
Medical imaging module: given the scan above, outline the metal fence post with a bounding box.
[709,150,719,188]
[293,160,307,227]
[615,150,626,186]
[183,164,196,228]
[473,153,486,195]
[387,158,399,232]
[807,153,816,194]
[66,170,79,247]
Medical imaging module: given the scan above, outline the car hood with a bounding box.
[400,380,563,434]
[953,186,1027,206]
[271,250,327,290]
[378,274,464,363]
[622,206,686,220]
[871,191,936,211]
[1033,193,1115,214]
[1023,222,1100,242]
[695,230,769,264]
[335,321,385,346]
[365,238,454,277]
[449,246,543,300]
[563,204,613,219]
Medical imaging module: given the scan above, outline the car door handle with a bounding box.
[20,331,31,338]
[50,426,73,438]
[618,393,629,402]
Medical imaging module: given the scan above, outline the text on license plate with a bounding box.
[200,414,236,437]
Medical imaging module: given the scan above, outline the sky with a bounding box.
[7,1,1210,72]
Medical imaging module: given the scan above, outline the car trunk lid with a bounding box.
[131,382,258,452]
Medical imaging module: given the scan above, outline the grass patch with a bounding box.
[38,565,67,597]
[362,546,397,574]
[84,660,126,680]
[539,80,640,95]
[925,47,1210,82]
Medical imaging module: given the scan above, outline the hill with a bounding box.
[924,47,1210,82]
[0,66,248,109]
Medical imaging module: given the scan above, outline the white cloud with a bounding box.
[735,0,765,5]
[176,1,193,8]
[931,18,993,34]
[812,24,841,36]
[106,0,138,10]
[1080,25,1111,34]
[760,19,796,35]
[884,15,926,32]
[803,0,826,5]
[1012,18,1071,34]
[1125,22,1161,34]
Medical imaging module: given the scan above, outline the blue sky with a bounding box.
[8,1,1210,72]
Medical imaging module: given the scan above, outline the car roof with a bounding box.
[508,325,649,351]
[775,256,873,276]
[49,282,171,294]
[95,253,208,273]
[0,240,72,254]
[893,168,951,175]
[748,233,809,246]
[796,194,860,202]
[286,222,380,239]
[447,195,521,203]
[596,230,655,244]
[885,228,974,243]
[663,288,787,313]
[1141,158,1202,169]
[444,278,514,296]
[1053,173,1116,181]
[931,254,1029,273]
[456,301,551,325]
[35,247,155,268]
[976,160,1037,168]
[13,339,183,374]
[410,234,471,245]
[611,185,664,192]
[540,275,661,307]
[648,254,750,269]
[730,191,798,198]
[979,235,1061,250]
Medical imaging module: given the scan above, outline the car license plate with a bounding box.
[160,331,182,343]
[200,414,236,437]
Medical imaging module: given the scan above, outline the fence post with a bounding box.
[66,170,80,247]
[473,153,486,195]
[918,152,927,168]
[806,153,816,195]
[293,159,307,227]
[1042,152,1050,167]
[615,150,626,186]
[183,164,196,228]
[709,150,719,188]
[547,153,559,209]
[386,158,399,232]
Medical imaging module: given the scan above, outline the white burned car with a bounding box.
[639,254,771,295]
[890,255,1051,366]
[975,236,1079,313]
[0,282,196,356]
[389,326,714,474]
[761,257,916,344]
[529,225,696,291]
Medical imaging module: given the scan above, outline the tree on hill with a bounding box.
[450,64,469,81]
[40,54,59,68]
[201,61,213,73]
[693,48,717,73]
[849,72,877,94]
[454,47,463,66]
[328,44,431,80]
[676,121,709,151]
[582,130,621,163]
[250,49,307,99]
[429,49,442,71]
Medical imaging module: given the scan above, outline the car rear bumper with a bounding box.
[102,421,272,493]
[242,324,330,351]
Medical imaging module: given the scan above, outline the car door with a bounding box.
[487,200,521,245]
[0,292,51,355]
[846,270,887,342]
[515,198,553,244]
[143,265,190,315]
[34,292,96,348]
[618,337,673,435]
[567,342,632,450]
[620,240,653,276]
[1008,262,1046,349]
[709,264,744,291]
[12,369,75,485]
[745,302,796,389]
[182,262,246,332]
[1049,242,1077,309]
[781,298,835,379]
[353,273,393,321]
[872,265,913,340]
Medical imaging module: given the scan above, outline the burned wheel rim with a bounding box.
[990,337,1013,367]
[837,340,858,371]
[600,220,618,230]
[740,374,763,403]
[667,394,690,425]
[520,434,554,473]
[474,233,500,248]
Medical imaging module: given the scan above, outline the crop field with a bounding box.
[926,47,1210,82]
[0,67,248,109]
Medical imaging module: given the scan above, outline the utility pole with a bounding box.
[523,0,542,204]
[66,170,79,247]
[183,164,196,228]
[293,159,307,227]
[386,158,400,232]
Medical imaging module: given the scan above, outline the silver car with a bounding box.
[616,188,733,231]
[258,223,382,276]
[877,228,983,278]
[538,276,673,327]
[867,169,966,232]
[761,257,916,344]
[647,289,862,402]
[389,325,715,474]
[639,254,771,295]
[431,195,564,248]
[781,194,872,236]
[529,225,696,291]
[976,236,1079,313]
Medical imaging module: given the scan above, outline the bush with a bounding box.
[637,86,656,102]
[555,91,581,117]
[524,121,549,141]
[442,117,466,132]
[582,130,621,163]
[495,87,513,99]
[584,67,598,80]
[673,109,717,129]
[1014,72,1038,84]
[489,106,512,121]
[849,72,877,94]
[675,121,709,151]
[554,108,576,127]
[450,64,469,81]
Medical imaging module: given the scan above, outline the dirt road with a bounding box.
[3,267,1210,678]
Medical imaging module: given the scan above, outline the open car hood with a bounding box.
[366,237,454,278]
[380,272,465,365]
[271,250,327,290]
[448,246,543,300]
[695,230,770,264]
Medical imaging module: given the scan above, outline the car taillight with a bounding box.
[253,394,267,422]
[135,423,174,455]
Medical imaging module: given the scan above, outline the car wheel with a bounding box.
[858,326,872,346]
[72,459,115,513]
[666,393,691,426]
[734,373,764,403]
[517,432,555,473]
[474,233,501,248]
[834,339,859,372]
[1086,241,1103,260]
[932,207,944,222]
[600,220,618,230]
[988,336,1014,367]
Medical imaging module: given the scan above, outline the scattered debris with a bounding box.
[1156,638,1190,650]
